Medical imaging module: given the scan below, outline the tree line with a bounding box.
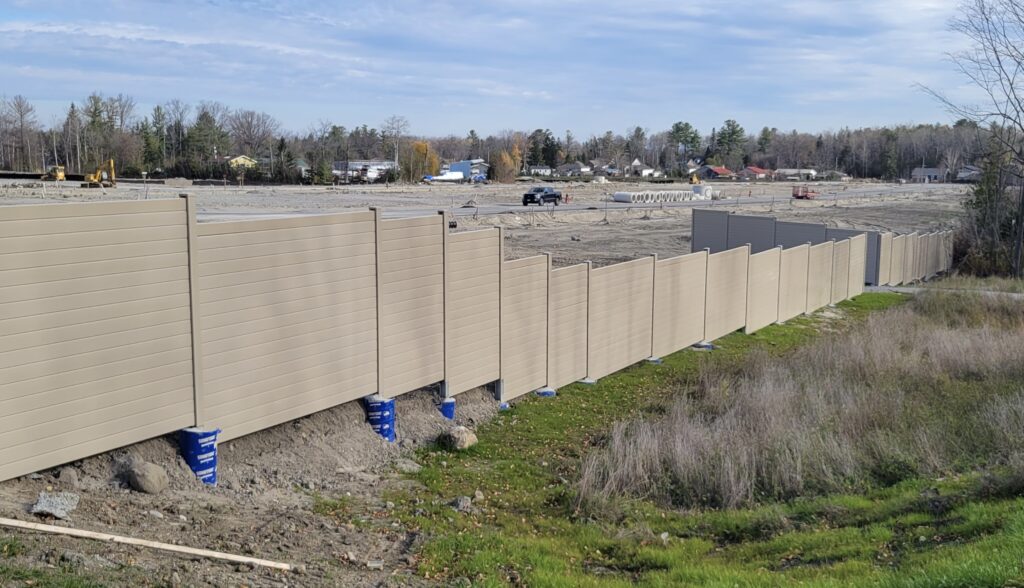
[0,93,990,183]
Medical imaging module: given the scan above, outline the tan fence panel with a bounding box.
[806,241,834,313]
[588,258,655,380]
[377,215,445,397]
[745,248,781,334]
[704,247,749,341]
[877,232,893,286]
[889,235,906,285]
[195,211,378,441]
[830,239,851,305]
[903,232,918,283]
[548,263,589,389]
[949,230,955,271]
[501,256,549,400]
[920,233,930,280]
[0,200,195,482]
[445,229,500,396]
[652,252,707,357]
[777,245,810,322]
[930,233,942,276]
[848,234,867,298]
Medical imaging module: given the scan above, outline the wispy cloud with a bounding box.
[0,0,982,136]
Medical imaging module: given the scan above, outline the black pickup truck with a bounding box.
[522,186,562,206]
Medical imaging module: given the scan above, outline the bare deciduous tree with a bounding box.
[9,95,38,171]
[925,0,1024,274]
[228,110,280,156]
[381,115,409,166]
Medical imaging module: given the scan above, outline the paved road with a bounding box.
[197,184,960,222]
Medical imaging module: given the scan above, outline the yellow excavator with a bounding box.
[82,159,116,188]
[41,165,66,182]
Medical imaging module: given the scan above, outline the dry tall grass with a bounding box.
[578,291,1024,510]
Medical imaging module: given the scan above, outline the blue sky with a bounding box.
[0,0,978,137]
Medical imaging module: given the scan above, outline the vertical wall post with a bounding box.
[580,260,596,384]
[700,247,711,344]
[647,254,660,362]
[496,226,505,400]
[538,252,556,395]
[438,211,449,397]
[370,207,384,397]
[803,241,813,315]
[544,251,553,389]
[180,194,206,427]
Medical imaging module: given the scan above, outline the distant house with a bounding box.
[450,159,490,180]
[629,158,655,177]
[956,164,982,183]
[699,165,735,180]
[911,167,946,183]
[528,165,552,176]
[293,158,311,178]
[738,166,771,181]
[556,162,592,176]
[227,155,258,169]
[774,168,817,180]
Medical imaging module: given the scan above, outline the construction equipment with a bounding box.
[82,159,116,188]
[41,165,66,182]
[792,186,819,200]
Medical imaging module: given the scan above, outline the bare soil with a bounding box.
[0,387,497,587]
[467,189,966,267]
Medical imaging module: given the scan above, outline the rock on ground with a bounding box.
[450,496,473,512]
[30,491,80,520]
[393,459,422,474]
[126,461,169,494]
[58,467,79,489]
[440,426,478,451]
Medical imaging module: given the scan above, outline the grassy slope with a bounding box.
[388,292,1024,587]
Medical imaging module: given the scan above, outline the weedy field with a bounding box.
[382,290,1024,587]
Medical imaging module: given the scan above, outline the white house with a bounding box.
[774,168,817,180]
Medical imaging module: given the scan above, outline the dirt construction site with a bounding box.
[0,180,967,586]
[1,179,967,268]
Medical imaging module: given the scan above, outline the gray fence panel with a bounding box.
[775,221,828,250]
[691,209,730,253]
[728,215,777,253]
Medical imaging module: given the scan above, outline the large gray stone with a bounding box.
[30,491,80,520]
[439,426,478,451]
[126,462,169,494]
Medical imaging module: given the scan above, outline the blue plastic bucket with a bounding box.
[439,398,456,420]
[364,395,396,442]
[178,427,220,486]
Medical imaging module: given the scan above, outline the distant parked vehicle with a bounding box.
[791,186,819,200]
[522,186,562,206]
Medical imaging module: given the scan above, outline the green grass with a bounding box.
[1,538,24,558]
[374,291,1024,586]
[0,564,107,588]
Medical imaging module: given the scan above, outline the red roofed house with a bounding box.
[698,165,736,180]
[738,166,771,181]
